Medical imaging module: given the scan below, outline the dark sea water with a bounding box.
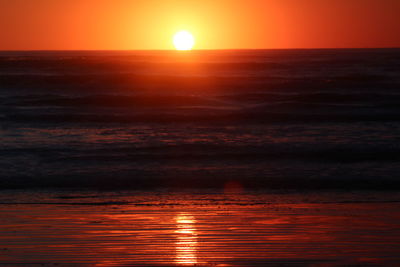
[1,49,400,190]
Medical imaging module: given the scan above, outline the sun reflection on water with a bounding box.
[175,213,198,265]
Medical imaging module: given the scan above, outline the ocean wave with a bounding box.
[2,168,400,190]
[2,142,399,161]
[4,90,400,110]
[1,49,400,191]
[3,109,400,124]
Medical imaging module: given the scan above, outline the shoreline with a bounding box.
[1,190,400,266]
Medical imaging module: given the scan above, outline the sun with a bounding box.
[173,30,195,50]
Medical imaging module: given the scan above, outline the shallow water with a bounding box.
[1,190,400,266]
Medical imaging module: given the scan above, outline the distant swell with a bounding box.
[4,111,400,124]
[1,49,400,191]
[4,92,400,106]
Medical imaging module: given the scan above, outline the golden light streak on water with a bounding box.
[175,213,198,265]
[1,192,400,266]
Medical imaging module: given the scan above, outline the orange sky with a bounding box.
[0,0,399,50]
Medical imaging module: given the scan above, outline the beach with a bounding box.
[1,190,400,266]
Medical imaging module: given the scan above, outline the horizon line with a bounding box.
[0,47,399,52]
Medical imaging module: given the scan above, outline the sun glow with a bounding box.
[173,30,195,50]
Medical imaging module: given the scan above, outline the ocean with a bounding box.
[2,49,400,266]
[1,48,400,190]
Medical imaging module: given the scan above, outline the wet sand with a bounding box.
[1,190,400,266]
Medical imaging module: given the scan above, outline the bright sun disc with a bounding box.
[173,30,195,50]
